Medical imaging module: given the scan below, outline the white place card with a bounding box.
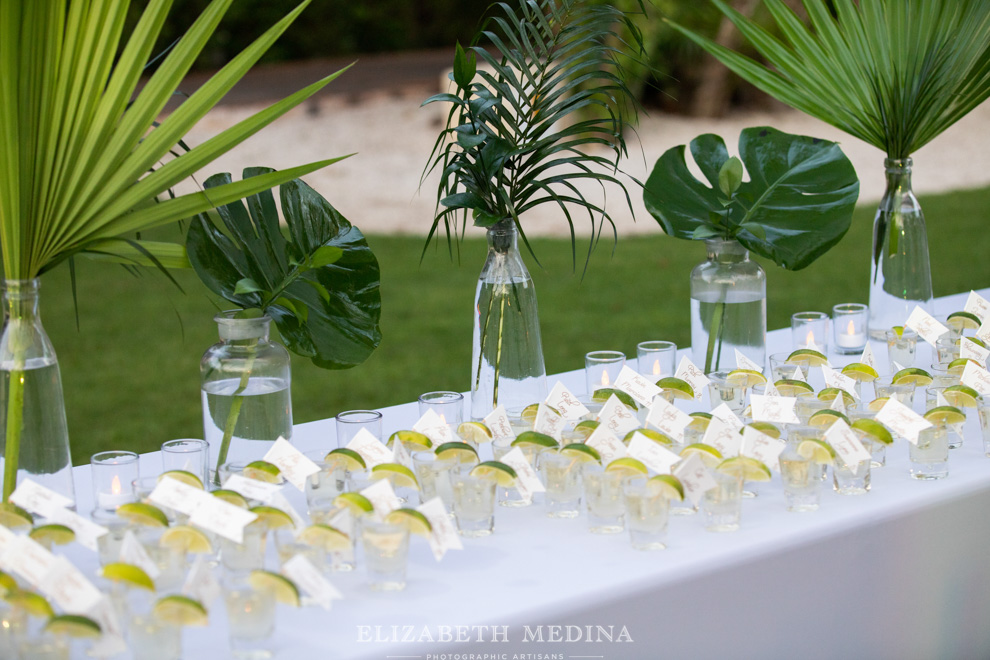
[119,530,160,579]
[345,428,394,468]
[750,394,800,425]
[875,397,932,445]
[40,555,104,614]
[824,419,872,468]
[533,403,565,441]
[182,554,222,607]
[413,409,455,445]
[221,473,282,504]
[961,337,990,364]
[283,555,343,610]
[762,381,780,397]
[360,479,402,519]
[860,343,878,371]
[673,453,717,506]
[906,305,949,346]
[546,381,590,421]
[87,597,127,658]
[0,523,16,555]
[390,435,415,471]
[645,396,692,443]
[792,365,807,383]
[327,507,355,538]
[740,426,785,473]
[978,318,990,344]
[10,479,74,518]
[263,438,320,491]
[675,356,709,401]
[710,403,743,431]
[961,360,990,396]
[936,389,950,408]
[44,506,108,552]
[1,534,57,588]
[598,394,640,436]
[585,425,627,464]
[614,365,662,407]
[416,497,463,562]
[892,360,907,373]
[829,392,847,415]
[965,290,990,321]
[499,447,545,502]
[702,416,742,458]
[734,349,764,374]
[484,405,516,442]
[188,496,258,544]
[823,366,859,400]
[627,433,681,474]
[150,475,209,516]
[270,492,307,531]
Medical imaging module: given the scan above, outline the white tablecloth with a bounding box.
[67,289,990,660]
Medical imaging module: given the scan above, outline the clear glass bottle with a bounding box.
[868,157,933,339]
[0,279,74,504]
[201,312,292,480]
[690,238,766,374]
[470,219,547,420]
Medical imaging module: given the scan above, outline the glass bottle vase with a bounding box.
[868,157,933,339]
[470,219,547,420]
[201,311,292,481]
[690,238,767,374]
[0,279,75,504]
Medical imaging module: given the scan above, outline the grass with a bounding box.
[37,184,990,464]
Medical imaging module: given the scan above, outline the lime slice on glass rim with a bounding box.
[774,379,814,396]
[297,524,350,551]
[323,448,367,472]
[559,443,601,463]
[592,388,639,409]
[679,443,722,468]
[851,419,894,445]
[387,430,433,452]
[622,428,674,446]
[248,570,301,607]
[456,421,493,444]
[434,442,480,464]
[469,461,518,488]
[248,505,295,530]
[28,524,75,547]
[604,457,649,478]
[808,408,851,428]
[370,463,420,490]
[511,431,559,449]
[157,470,204,489]
[923,406,966,426]
[101,563,155,591]
[384,508,433,537]
[649,474,685,501]
[159,525,213,554]
[153,595,209,625]
[716,456,772,482]
[946,311,981,332]
[116,502,169,528]
[654,377,694,401]
[211,489,250,508]
[332,492,374,516]
[786,349,829,367]
[44,614,102,639]
[892,367,933,387]
[726,369,767,387]
[242,460,283,484]
[797,439,836,464]
[841,362,879,382]
[942,384,981,408]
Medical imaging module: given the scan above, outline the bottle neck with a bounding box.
[215,311,272,344]
[884,157,913,191]
[704,238,749,265]
[487,219,518,255]
[3,279,41,321]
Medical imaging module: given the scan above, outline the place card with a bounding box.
[416,497,463,562]
[44,506,108,552]
[740,426,785,472]
[533,403,565,440]
[150,475,209,516]
[345,428,394,468]
[42,556,104,614]
[762,381,780,397]
[627,433,681,474]
[961,337,990,364]
[860,343,878,371]
[119,530,160,579]
[875,397,932,445]
[750,394,800,425]
[87,597,127,658]
[829,392,847,416]
[221,473,283,504]
[188,495,258,543]
[978,318,990,344]
[270,492,307,531]
[598,394,640,436]
[645,396,692,443]
[673,453,716,506]
[360,479,402,518]
[791,366,807,383]
[182,554,222,607]
[499,447,545,502]
[327,507,355,538]
[1,534,57,588]
[710,403,743,431]
[702,416,741,458]
[283,555,343,611]
[485,405,516,442]
[263,438,320,491]
[390,435,415,470]
[614,365,662,407]
[546,381,590,421]
[9,479,74,518]
[906,305,949,346]
[413,409,455,445]
[824,419,871,468]
[585,425,627,464]
[0,523,16,555]
[675,356,709,401]
[734,349,764,374]
[823,366,859,400]
[892,360,907,373]
[965,290,990,321]
[961,360,990,396]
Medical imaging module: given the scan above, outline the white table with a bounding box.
[68,290,990,660]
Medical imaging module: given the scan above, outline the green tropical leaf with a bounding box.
[644,127,860,271]
[186,169,382,369]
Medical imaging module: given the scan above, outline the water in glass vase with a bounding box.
[690,293,766,374]
[202,376,292,463]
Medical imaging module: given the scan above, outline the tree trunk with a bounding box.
[691,0,762,117]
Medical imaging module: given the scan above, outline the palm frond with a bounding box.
[668,0,990,158]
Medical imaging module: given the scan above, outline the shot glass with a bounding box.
[832,456,871,495]
[418,391,464,427]
[848,409,886,467]
[928,363,961,389]
[791,311,829,354]
[795,392,830,425]
[779,441,821,512]
[925,387,964,449]
[581,464,625,534]
[978,398,990,457]
[831,303,868,355]
[273,527,327,573]
[361,518,410,590]
[129,612,182,660]
[539,451,583,518]
[769,352,806,382]
[219,523,266,575]
[412,450,457,511]
[703,471,743,532]
[935,336,960,365]
[223,574,276,659]
[885,328,918,371]
[492,436,537,507]
[707,370,747,415]
[303,452,345,514]
[622,477,669,550]
[450,471,497,537]
[909,425,949,480]
[335,410,383,447]
[585,350,625,394]
[160,439,210,491]
[91,450,139,513]
[874,377,916,408]
[15,635,69,660]
[637,341,676,379]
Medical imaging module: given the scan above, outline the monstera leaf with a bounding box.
[187,168,381,369]
[644,127,860,271]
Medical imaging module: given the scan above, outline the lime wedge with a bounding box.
[891,325,904,337]
[211,489,249,508]
[797,439,836,464]
[687,412,713,431]
[726,369,767,387]
[808,408,851,428]
[332,492,374,516]
[947,311,981,332]
[572,419,600,439]
[867,397,889,412]
[248,505,295,530]
[28,524,75,547]
[511,430,559,449]
[942,384,981,408]
[469,461,518,488]
[841,362,879,382]
[654,377,694,401]
[242,460,283,484]
[605,457,649,478]
[0,571,18,597]
[323,448,367,472]
[649,474,685,501]
[101,563,155,591]
[716,456,772,482]
[456,421,493,444]
[5,590,55,618]
[297,524,350,552]
[623,428,674,446]
[370,463,420,490]
[786,349,829,367]
[44,614,102,639]
[520,403,542,425]
[817,388,855,408]
[434,441,480,465]
[774,379,814,396]
[559,443,601,463]
[679,443,722,468]
[158,470,204,490]
[892,367,933,387]
[153,595,209,626]
[947,358,978,376]
[851,419,894,445]
[592,388,639,409]
[0,503,34,529]
[384,508,433,537]
[159,525,213,554]
[116,502,169,528]
[387,430,433,452]
[248,570,300,607]
[924,406,966,426]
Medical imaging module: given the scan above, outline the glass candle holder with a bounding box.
[885,328,918,372]
[160,439,210,490]
[636,341,676,380]
[91,450,139,512]
[791,312,829,354]
[585,350,625,394]
[335,410,383,448]
[417,391,464,427]
[832,303,868,355]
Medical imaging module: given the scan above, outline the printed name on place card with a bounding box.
[499,447,545,501]
[413,408,455,445]
[961,361,990,396]
[645,396,691,443]
[734,349,764,374]
[702,416,742,458]
[390,435,415,471]
[965,290,990,322]
[961,337,990,364]
[829,392,847,415]
[221,473,282,504]
[824,419,872,468]
[44,507,108,552]
[626,433,681,474]
[345,428,394,468]
[585,425,627,464]
[906,306,949,346]
[2,534,57,588]
[750,394,801,425]
[9,479,75,518]
[762,381,780,397]
[740,426,785,473]
[978,318,990,344]
[546,381,590,421]
[822,366,859,400]
[533,403,565,440]
[119,530,161,579]
[263,438,320,491]
[614,365,662,408]
[485,405,516,442]
[673,453,716,506]
[598,394,640,436]
[188,496,258,544]
[875,398,931,445]
[150,475,209,516]
[42,556,104,614]
[282,555,343,611]
[416,497,463,562]
[182,554,222,607]
[675,356,709,401]
[709,403,743,431]
[860,343,878,371]
[359,479,402,518]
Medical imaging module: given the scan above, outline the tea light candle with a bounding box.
[636,341,677,379]
[832,303,869,355]
[585,350,625,395]
[90,450,139,511]
[791,312,829,354]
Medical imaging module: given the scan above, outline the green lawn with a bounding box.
[38,184,990,464]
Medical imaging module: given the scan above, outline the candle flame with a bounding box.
[601,370,610,387]
[652,359,661,376]
[847,320,855,335]
[111,475,122,495]
[806,330,815,347]
[438,413,447,425]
